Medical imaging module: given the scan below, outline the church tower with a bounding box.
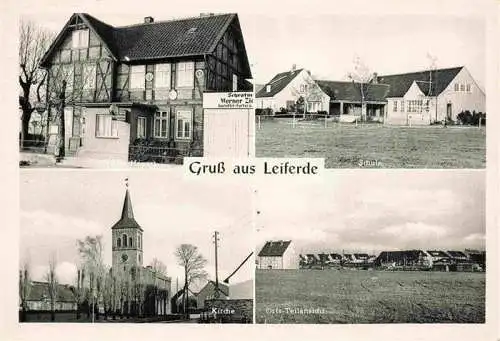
[111,180,144,273]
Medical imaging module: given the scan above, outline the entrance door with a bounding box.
[446,103,452,121]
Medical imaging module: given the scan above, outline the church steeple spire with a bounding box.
[111,178,143,231]
[121,178,134,220]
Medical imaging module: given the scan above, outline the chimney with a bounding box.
[372,72,378,84]
[291,64,297,73]
[144,16,154,24]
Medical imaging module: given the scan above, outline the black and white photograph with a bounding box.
[253,15,487,168]
[19,170,254,323]
[254,171,486,324]
[19,11,254,168]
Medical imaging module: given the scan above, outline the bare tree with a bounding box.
[72,267,85,320]
[19,261,32,322]
[46,254,58,322]
[101,267,114,320]
[347,56,375,122]
[174,244,208,316]
[77,235,106,321]
[19,19,54,147]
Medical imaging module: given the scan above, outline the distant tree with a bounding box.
[174,244,208,316]
[77,235,106,321]
[46,254,58,321]
[347,56,375,122]
[19,19,54,147]
[19,261,32,322]
[72,267,85,320]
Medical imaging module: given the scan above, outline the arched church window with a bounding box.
[122,234,128,247]
[129,237,133,247]
[117,238,121,247]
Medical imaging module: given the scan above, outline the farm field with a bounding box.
[255,269,485,324]
[255,119,486,168]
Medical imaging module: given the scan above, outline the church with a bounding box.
[110,183,172,316]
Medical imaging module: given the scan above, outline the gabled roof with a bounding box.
[200,280,229,297]
[377,66,464,98]
[256,69,304,98]
[258,240,292,257]
[111,188,143,231]
[27,281,75,302]
[40,13,252,77]
[315,80,389,103]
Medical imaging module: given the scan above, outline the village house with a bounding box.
[196,280,230,309]
[22,281,77,312]
[256,240,298,270]
[378,66,485,125]
[39,12,252,162]
[255,66,330,114]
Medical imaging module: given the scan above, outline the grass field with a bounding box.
[255,119,486,168]
[255,269,485,324]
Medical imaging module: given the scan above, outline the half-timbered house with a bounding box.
[39,13,252,163]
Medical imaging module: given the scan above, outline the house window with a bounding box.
[137,116,146,138]
[154,111,169,138]
[393,100,398,112]
[454,83,459,91]
[72,29,89,49]
[155,63,171,88]
[466,84,471,92]
[96,114,118,138]
[460,84,465,92]
[401,101,405,112]
[176,61,194,88]
[176,110,192,140]
[232,74,238,91]
[83,64,96,89]
[130,65,146,89]
[63,65,74,92]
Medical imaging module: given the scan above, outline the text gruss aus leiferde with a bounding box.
[188,160,320,175]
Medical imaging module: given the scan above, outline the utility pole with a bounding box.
[213,231,220,298]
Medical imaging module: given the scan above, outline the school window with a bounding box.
[96,115,118,138]
[154,111,169,138]
[83,64,96,89]
[137,116,146,138]
[72,29,89,49]
[176,61,194,88]
[424,100,430,112]
[401,101,405,112]
[176,110,192,140]
[130,65,146,89]
[393,100,398,112]
[454,83,459,91]
[155,63,171,88]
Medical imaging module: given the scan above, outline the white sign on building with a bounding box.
[203,92,254,109]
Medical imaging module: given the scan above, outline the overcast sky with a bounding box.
[19,4,486,87]
[256,170,485,255]
[20,170,254,289]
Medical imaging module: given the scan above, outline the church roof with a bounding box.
[111,188,143,231]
